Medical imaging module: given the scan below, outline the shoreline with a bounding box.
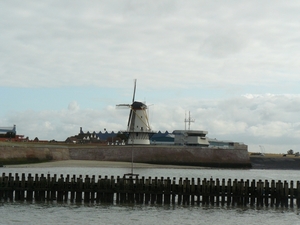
[4,160,206,169]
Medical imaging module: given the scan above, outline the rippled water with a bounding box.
[1,166,300,224]
[1,202,300,225]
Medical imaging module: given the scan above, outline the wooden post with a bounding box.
[39,174,46,202]
[238,179,243,206]
[118,176,125,204]
[3,175,8,201]
[270,180,275,207]
[27,174,33,202]
[20,173,25,201]
[297,181,300,208]
[171,177,176,205]
[84,175,90,203]
[182,178,187,205]
[256,180,262,207]
[164,177,171,205]
[264,180,269,207]
[191,178,195,206]
[232,179,237,206]
[57,175,64,202]
[115,176,120,204]
[96,175,101,203]
[250,179,255,206]
[14,173,20,201]
[70,175,76,203]
[50,174,57,201]
[64,175,70,202]
[110,176,115,203]
[221,178,225,206]
[75,176,83,203]
[145,177,151,205]
[290,181,294,208]
[279,180,284,207]
[243,180,249,206]
[227,179,231,206]
[210,178,215,206]
[276,180,281,207]
[284,181,289,208]
[0,174,3,201]
[196,178,201,206]
[139,176,145,204]
[7,173,14,201]
[150,177,157,204]
[178,178,183,205]
[33,174,40,202]
[201,178,206,206]
[156,177,163,205]
[215,178,220,206]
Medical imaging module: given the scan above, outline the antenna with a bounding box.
[184,111,195,130]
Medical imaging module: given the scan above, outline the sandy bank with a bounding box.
[4,160,205,169]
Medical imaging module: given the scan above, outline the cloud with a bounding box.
[68,101,80,112]
[1,1,300,154]
[1,1,300,91]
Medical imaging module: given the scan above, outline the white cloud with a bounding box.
[68,101,80,112]
[1,1,300,91]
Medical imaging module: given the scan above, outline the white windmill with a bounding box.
[116,79,154,145]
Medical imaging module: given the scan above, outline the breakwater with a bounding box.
[1,173,299,208]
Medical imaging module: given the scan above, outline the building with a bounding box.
[0,125,27,142]
[173,130,210,147]
[65,127,125,145]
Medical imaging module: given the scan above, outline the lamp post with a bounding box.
[131,138,134,175]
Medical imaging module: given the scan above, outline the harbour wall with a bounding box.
[68,145,251,168]
[0,145,69,164]
[0,143,251,168]
[250,156,300,170]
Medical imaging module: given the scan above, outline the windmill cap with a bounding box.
[132,101,147,109]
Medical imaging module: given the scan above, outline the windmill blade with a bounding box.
[132,79,137,103]
[116,104,131,109]
[127,108,133,128]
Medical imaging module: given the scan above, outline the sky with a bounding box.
[1,1,300,154]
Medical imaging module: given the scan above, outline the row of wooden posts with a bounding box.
[1,172,300,208]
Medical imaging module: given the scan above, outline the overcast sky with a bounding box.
[1,1,300,153]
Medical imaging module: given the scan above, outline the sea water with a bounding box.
[1,166,300,225]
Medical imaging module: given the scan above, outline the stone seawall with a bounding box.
[0,143,251,168]
[69,145,251,168]
[0,144,70,164]
[250,156,300,169]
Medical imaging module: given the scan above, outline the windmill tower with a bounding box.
[116,79,154,145]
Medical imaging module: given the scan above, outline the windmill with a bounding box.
[116,79,154,145]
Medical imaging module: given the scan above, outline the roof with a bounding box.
[131,101,147,109]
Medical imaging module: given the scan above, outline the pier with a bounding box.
[1,173,300,208]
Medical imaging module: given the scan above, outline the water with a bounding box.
[1,166,300,225]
